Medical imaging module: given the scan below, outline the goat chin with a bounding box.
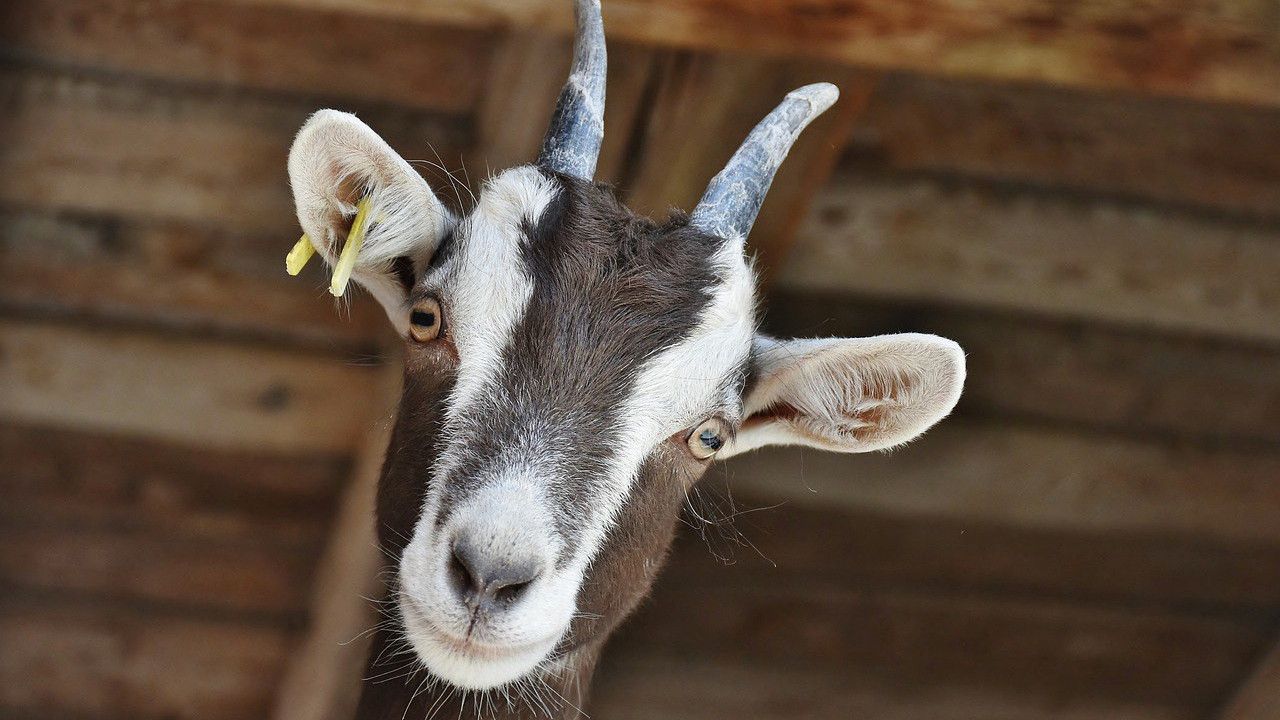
[399,601,563,690]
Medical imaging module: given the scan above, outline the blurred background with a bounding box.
[2,1,1279,719]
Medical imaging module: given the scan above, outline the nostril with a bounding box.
[449,544,480,598]
[491,576,535,606]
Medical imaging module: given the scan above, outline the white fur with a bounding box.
[398,167,573,690]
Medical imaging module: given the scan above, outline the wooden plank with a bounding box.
[1217,635,1280,719]
[0,423,344,544]
[0,422,345,616]
[231,0,1280,108]
[0,526,313,618]
[271,366,400,720]
[0,208,385,351]
[0,319,384,452]
[855,74,1280,220]
[722,420,1280,545]
[660,489,1280,611]
[0,0,495,113]
[0,64,470,234]
[778,170,1280,343]
[622,53,869,273]
[764,292,1280,446]
[599,572,1268,718]
[0,597,291,719]
[593,657,1189,720]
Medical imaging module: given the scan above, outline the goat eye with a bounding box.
[409,297,442,342]
[687,418,728,460]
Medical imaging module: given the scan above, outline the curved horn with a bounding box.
[537,0,607,179]
[690,83,839,240]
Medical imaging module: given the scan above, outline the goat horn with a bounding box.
[537,0,607,180]
[690,83,839,241]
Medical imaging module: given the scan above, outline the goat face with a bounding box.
[287,0,964,694]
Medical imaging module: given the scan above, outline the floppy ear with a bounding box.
[720,333,965,458]
[287,109,454,334]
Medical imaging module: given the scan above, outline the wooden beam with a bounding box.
[0,596,291,719]
[230,0,1280,108]
[1217,636,1280,719]
[271,364,400,720]
[857,73,1280,221]
[596,563,1268,719]
[0,0,495,113]
[765,292,1280,447]
[724,420,1280,545]
[660,487,1280,611]
[0,65,469,235]
[779,170,1280,343]
[0,319,382,453]
[622,53,869,274]
[0,208,384,352]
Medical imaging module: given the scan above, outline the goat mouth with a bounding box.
[399,593,554,663]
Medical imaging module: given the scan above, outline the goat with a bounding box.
[286,1,964,716]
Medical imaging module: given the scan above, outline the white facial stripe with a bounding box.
[426,166,561,486]
[563,239,757,575]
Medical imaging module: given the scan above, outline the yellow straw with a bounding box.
[330,197,373,297]
[285,234,316,276]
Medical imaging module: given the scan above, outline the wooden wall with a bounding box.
[2,1,1279,719]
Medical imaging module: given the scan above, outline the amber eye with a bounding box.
[687,417,729,460]
[409,297,442,342]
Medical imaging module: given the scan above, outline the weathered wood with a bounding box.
[0,64,469,234]
[779,170,1280,343]
[661,488,1280,612]
[272,366,400,720]
[723,420,1280,545]
[0,525,314,618]
[0,208,385,351]
[599,569,1268,719]
[1217,635,1280,719]
[231,0,1280,108]
[765,292,1280,446]
[855,74,1280,220]
[593,657,1190,720]
[622,53,869,273]
[0,319,384,452]
[0,422,345,615]
[0,597,291,719]
[0,0,495,113]
[0,423,344,544]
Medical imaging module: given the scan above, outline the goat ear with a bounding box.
[288,110,454,334]
[719,333,965,458]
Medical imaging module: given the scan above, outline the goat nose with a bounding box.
[448,534,542,611]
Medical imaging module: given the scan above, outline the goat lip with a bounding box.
[412,612,544,662]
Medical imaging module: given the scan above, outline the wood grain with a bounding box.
[0,597,292,719]
[0,64,469,234]
[855,74,1280,220]
[722,420,1280,545]
[230,0,1280,107]
[0,319,386,452]
[0,0,495,113]
[597,563,1270,719]
[779,170,1280,343]
[0,208,386,351]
